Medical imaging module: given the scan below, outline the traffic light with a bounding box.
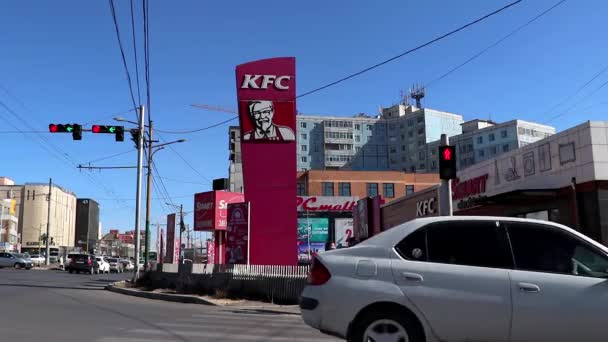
[438,145,457,180]
[130,129,141,149]
[49,123,82,140]
[91,125,124,142]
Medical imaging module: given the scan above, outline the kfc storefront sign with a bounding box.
[241,75,292,90]
[416,198,436,217]
[297,196,358,212]
[194,191,244,231]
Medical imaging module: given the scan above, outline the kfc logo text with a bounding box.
[241,74,292,90]
[416,198,436,217]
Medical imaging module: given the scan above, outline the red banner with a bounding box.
[206,240,215,265]
[165,214,176,264]
[194,191,244,231]
[226,202,249,264]
[236,57,297,265]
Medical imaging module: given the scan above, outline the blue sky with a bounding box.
[1,0,606,235]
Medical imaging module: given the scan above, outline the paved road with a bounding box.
[0,268,338,342]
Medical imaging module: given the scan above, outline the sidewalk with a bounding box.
[106,282,301,315]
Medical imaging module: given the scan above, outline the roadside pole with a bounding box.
[134,106,145,280]
[144,120,153,270]
[178,204,184,263]
[439,134,453,216]
[45,178,52,266]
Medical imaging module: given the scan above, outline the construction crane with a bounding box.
[191,104,237,114]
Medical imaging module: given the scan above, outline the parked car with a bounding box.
[29,254,46,266]
[106,258,124,273]
[65,253,83,270]
[119,259,134,271]
[66,254,99,275]
[95,256,110,274]
[300,216,608,342]
[0,252,33,269]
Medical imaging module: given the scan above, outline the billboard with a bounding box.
[194,191,244,231]
[335,218,354,248]
[165,214,176,264]
[206,240,215,265]
[296,196,358,212]
[297,218,328,263]
[225,202,250,264]
[236,57,297,265]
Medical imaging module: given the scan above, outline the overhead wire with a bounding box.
[130,0,142,106]
[108,0,139,112]
[425,0,568,88]
[155,116,237,134]
[156,132,212,184]
[544,77,608,124]
[296,0,523,98]
[79,149,135,165]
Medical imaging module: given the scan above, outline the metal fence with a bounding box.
[151,264,310,304]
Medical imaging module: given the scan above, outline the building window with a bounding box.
[431,149,436,155]
[408,119,414,127]
[339,182,351,196]
[301,122,307,128]
[518,127,525,135]
[401,134,405,141]
[406,185,415,195]
[32,190,36,200]
[401,145,406,151]
[477,136,483,144]
[390,147,397,153]
[479,150,485,157]
[502,144,510,152]
[389,124,396,130]
[418,127,424,135]
[355,124,360,130]
[314,145,320,152]
[419,163,426,170]
[301,156,307,162]
[355,146,361,152]
[367,124,372,130]
[301,145,307,152]
[501,130,507,138]
[417,116,424,123]
[408,131,414,138]
[489,133,495,141]
[367,183,379,197]
[301,133,307,140]
[402,155,407,162]
[431,161,437,170]
[418,140,424,146]
[400,123,404,129]
[418,151,426,160]
[27,190,30,200]
[383,183,395,198]
[491,146,497,155]
[297,183,306,196]
[354,135,361,142]
[322,182,334,196]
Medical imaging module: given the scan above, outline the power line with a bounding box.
[425,0,567,88]
[156,133,212,184]
[296,0,522,98]
[109,0,138,111]
[130,0,142,106]
[143,0,151,122]
[155,116,237,134]
[159,176,206,185]
[82,108,136,126]
[544,76,608,124]
[80,149,135,165]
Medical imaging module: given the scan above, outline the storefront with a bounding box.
[381,185,440,230]
[452,121,608,245]
[297,196,357,263]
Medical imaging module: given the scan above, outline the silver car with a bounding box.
[0,252,33,269]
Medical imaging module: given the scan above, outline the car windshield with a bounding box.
[107,259,118,262]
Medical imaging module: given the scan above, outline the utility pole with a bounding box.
[144,120,153,270]
[179,204,184,263]
[45,178,52,266]
[134,106,145,279]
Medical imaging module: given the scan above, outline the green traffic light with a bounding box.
[66,126,73,132]
[108,126,116,133]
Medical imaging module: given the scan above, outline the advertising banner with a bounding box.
[334,218,354,248]
[296,196,358,212]
[165,214,176,264]
[194,191,244,231]
[206,240,215,265]
[225,202,249,264]
[236,57,297,265]
[297,218,328,263]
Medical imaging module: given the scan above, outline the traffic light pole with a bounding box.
[439,134,453,216]
[144,120,153,271]
[134,106,145,280]
[45,178,52,266]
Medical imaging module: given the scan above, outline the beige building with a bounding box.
[0,178,77,251]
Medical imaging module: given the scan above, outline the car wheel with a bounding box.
[25,267,31,270]
[350,309,424,342]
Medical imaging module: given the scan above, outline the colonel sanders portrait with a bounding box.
[243,100,295,141]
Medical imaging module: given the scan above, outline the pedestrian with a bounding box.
[59,255,64,270]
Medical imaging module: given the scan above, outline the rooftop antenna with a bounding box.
[410,83,425,108]
[400,90,409,106]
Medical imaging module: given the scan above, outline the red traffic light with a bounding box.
[49,124,58,133]
[443,148,452,161]
[92,125,101,133]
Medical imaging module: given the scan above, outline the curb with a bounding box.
[106,284,217,305]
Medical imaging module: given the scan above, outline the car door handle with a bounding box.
[401,272,423,282]
[518,282,540,293]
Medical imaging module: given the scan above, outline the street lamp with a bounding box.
[114,116,186,273]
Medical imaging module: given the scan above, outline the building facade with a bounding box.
[426,119,556,172]
[228,126,244,193]
[297,170,439,202]
[0,181,77,252]
[75,198,100,253]
[0,199,19,252]
[382,104,464,173]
